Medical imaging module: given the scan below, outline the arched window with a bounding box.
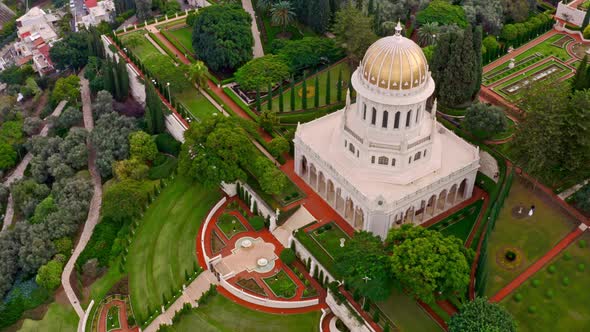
[371,107,377,125]
[414,151,421,161]
[382,111,389,128]
[371,156,375,164]
[363,104,367,120]
[391,158,396,166]
[378,156,389,165]
[394,112,400,129]
[349,143,355,153]
[406,110,412,127]
[356,150,359,158]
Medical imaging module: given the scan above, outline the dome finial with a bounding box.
[395,20,403,36]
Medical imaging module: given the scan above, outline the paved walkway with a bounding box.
[1,100,68,232]
[241,0,264,58]
[98,299,139,332]
[144,271,218,332]
[558,178,590,200]
[61,73,103,319]
[490,225,586,303]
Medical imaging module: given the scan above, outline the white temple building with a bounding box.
[293,23,480,239]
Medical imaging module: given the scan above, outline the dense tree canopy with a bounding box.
[101,179,149,223]
[234,55,291,92]
[417,0,468,28]
[129,131,158,162]
[35,258,64,291]
[334,231,395,302]
[333,5,377,64]
[273,37,343,73]
[386,225,473,303]
[51,75,81,107]
[463,103,507,139]
[192,5,253,72]
[449,297,517,332]
[91,110,137,178]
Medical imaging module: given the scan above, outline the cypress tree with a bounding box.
[325,70,331,105]
[431,33,452,97]
[290,79,296,111]
[573,55,589,92]
[472,25,483,99]
[267,82,273,110]
[307,0,331,34]
[256,84,261,112]
[314,74,320,108]
[367,0,375,15]
[278,83,284,113]
[336,68,343,102]
[145,81,165,134]
[302,73,308,110]
[103,58,114,95]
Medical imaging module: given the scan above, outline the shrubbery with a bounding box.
[155,133,181,156]
[248,216,265,231]
[280,248,296,266]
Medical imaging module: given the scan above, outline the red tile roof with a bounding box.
[85,0,98,8]
[19,31,31,39]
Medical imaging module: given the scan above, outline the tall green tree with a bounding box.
[301,73,308,110]
[572,55,589,92]
[418,22,440,46]
[334,231,396,302]
[256,84,262,112]
[314,75,320,108]
[387,225,473,303]
[333,5,377,64]
[472,25,483,98]
[307,0,331,34]
[145,80,166,134]
[325,70,331,105]
[267,82,273,110]
[117,57,130,101]
[336,69,343,102]
[449,297,516,332]
[278,83,284,113]
[188,60,209,90]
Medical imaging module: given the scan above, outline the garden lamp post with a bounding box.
[167,82,171,101]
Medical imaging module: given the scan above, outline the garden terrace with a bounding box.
[162,25,194,59]
[163,293,321,331]
[216,212,248,239]
[263,269,298,299]
[261,61,352,114]
[118,31,219,121]
[428,199,484,244]
[500,234,590,332]
[127,177,221,322]
[483,177,577,298]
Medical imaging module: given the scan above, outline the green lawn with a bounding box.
[266,61,351,113]
[84,268,125,307]
[376,289,443,332]
[500,233,590,332]
[429,199,484,243]
[263,270,298,299]
[120,30,219,121]
[19,302,78,332]
[107,305,121,330]
[484,177,576,297]
[309,222,351,259]
[166,293,321,331]
[216,213,247,239]
[489,116,516,141]
[127,177,221,322]
[168,26,193,56]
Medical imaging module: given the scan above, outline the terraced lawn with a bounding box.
[127,177,221,321]
[168,26,193,56]
[376,289,443,332]
[500,233,590,332]
[164,293,321,331]
[484,178,576,298]
[19,302,78,332]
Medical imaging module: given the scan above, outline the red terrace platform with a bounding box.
[85,0,98,8]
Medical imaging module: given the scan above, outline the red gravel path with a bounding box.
[490,227,585,303]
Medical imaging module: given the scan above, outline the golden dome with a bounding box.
[361,23,428,91]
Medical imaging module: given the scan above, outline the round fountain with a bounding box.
[241,239,252,248]
[257,258,268,267]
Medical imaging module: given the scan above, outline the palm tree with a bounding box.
[188,61,209,90]
[256,0,275,13]
[270,1,296,33]
[418,22,439,46]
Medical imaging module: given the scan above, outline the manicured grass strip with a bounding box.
[294,226,339,279]
[127,177,221,321]
[176,90,220,121]
[216,213,247,239]
[263,270,298,299]
[484,178,575,298]
[431,199,484,243]
[309,222,351,258]
[166,293,321,331]
[500,233,590,332]
[107,306,121,330]
[19,303,78,332]
[376,289,443,332]
[167,26,194,56]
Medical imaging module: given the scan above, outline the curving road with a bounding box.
[61,73,103,319]
[2,100,68,232]
[242,0,264,58]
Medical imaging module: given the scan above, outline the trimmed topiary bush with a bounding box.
[578,240,587,248]
[280,248,296,266]
[532,279,541,288]
[548,265,556,274]
[248,215,265,231]
[514,293,523,302]
[562,277,570,286]
[564,252,572,261]
[545,289,554,299]
[528,306,537,314]
[578,263,586,272]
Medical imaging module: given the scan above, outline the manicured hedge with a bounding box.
[155,133,181,156]
[148,155,178,180]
